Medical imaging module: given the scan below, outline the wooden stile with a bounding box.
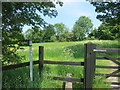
[53,76,83,82]
[65,73,72,90]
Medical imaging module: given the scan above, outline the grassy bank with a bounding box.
[2,40,119,88]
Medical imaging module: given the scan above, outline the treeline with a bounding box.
[23,16,119,43]
[2,2,120,65]
[24,23,71,43]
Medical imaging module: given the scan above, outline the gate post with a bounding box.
[84,42,96,89]
[39,46,44,75]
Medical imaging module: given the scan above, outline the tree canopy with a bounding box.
[72,16,93,41]
[54,23,69,41]
[90,2,120,39]
[91,2,120,25]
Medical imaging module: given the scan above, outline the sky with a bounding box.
[22,0,102,33]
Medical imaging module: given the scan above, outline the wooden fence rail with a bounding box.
[95,73,120,77]
[44,60,84,66]
[96,57,120,60]
[2,60,84,71]
[93,48,120,52]
[53,77,84,82]
[95,65,120,69]
[2,60,39,70]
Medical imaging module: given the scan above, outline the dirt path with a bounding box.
[106,61,120,89]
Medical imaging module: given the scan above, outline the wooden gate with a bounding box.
[38,42,96,89]
[93,46,120,89]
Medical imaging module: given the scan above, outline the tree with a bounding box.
[72,16,93,41]
[54,23,65,36]
[43,24,56,42]
[90,2,120,39]
[2,2,63,65]
[97,22,115,40]
[60,29,69,42]
[88,28,98,39]
[54,23,69,41]
[24,26,44,43]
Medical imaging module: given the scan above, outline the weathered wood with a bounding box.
[95,73,120,77]
[65,73,72,89]
[96,57,120,60]
[105,69,120,78]
[2,60,84,70]
[111,82,120,85]
[44,60,84,66]
[93,48,120,52]
[39,46,44,74]
[84,42,96,89]
[96,65,120,69]
[99,53,120,65]
[2,60,39,70]
[53,76,84,82]
[112,87,120,89]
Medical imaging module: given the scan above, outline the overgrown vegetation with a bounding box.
[2,40,119,88]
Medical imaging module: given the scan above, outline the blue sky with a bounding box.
[22,0,102,33]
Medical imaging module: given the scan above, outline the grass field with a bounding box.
[2,40,119,88]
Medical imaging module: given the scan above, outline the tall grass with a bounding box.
[2,40,119,88]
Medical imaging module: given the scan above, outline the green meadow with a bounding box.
[2,40,119,88]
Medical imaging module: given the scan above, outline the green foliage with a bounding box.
[91,2,120,25]
[65,44,84,58]
[72,16,93,41]
[24,23,70,43]
[44,24,56,42]
[93,77,110,88]
[90,22,119,40]
[2,46,24,65]
[54,23,70,42]
[90,2,120,39]
[24,26,44,43]
[50,36,57,42]
[2,2,63,64]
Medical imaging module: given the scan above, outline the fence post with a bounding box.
[84,42,96,89]
[39,46,44,75]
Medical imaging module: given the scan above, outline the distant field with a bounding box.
[2,40,119,88]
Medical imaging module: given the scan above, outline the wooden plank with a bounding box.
[112,87,120,89]
[106,82,120,85]
[105,69,120,78]
[99,53,120,65]
[84,42,96,89]
[96,65,120,69]
[96,57,120,60]
[65,73,72,89]
[44,60,84,66]
[53,76,84,82]
[93,48,120,52]
[95,73,120,77]
[2,60,84,70]
[2,60,39,70]
[111,82,120,85]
